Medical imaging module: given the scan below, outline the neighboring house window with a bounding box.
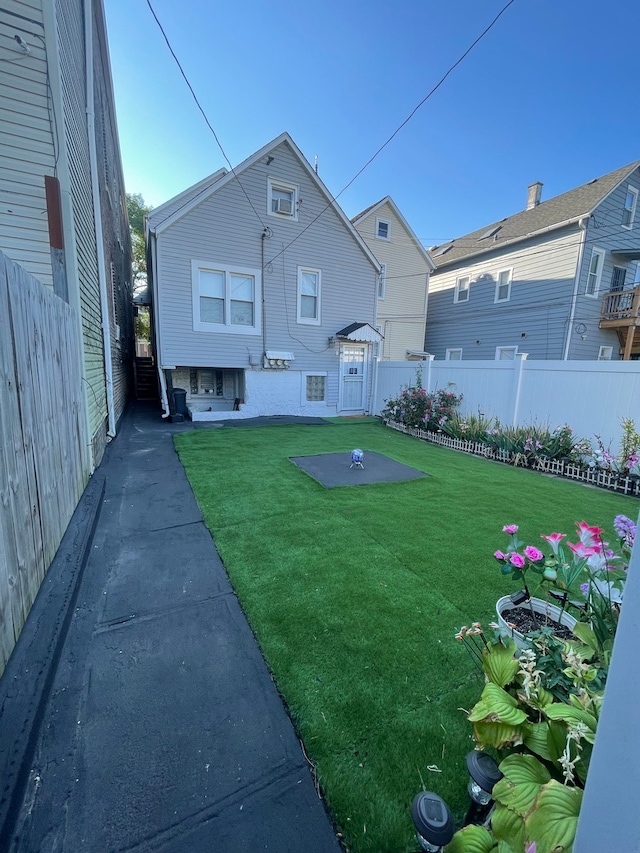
[611,266,627,292]
[598,346,613,361]
[267,177,298,220]
[378,264,386,300]
[297,267,321,324]
[305,374,326,402]
[376,218,390,240]
[495,269,512,303]
[454,275,470,303]
[496,346,518,360]
[586,248,605,297]
[622,186,638,228]
[445,348,462,360]
[192,261,261,334]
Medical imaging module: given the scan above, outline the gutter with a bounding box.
[563,216,590,360]
[84,0,115,437]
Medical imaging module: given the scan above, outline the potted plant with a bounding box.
[493,517,633,650]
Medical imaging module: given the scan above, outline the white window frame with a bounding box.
[445,348,462,360]
[302,372,327,403]
[378,264,386,300]
[454,275,470,303]
[622,186,638,229]
[494,268,513,303]
[297,266,321,325]
[267,177,299,221]
[598,345,613,361]
[586,247,605,297]
[191,260,261,335]
[376,218,390,240]
[495,346,518,360]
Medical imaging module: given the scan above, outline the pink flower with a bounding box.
[524,546,544,562]
[541,532,566,555]
[526,844,537,853]
[494,550,508,560]
[568,541,598,559]
[509,553,525,568]
[576,521,604,548]
[502,524,519,535]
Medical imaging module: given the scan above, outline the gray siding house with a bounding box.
[146,133,382,420]
[425,162,640,361]
[352,197,435,361]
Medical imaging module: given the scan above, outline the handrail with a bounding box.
[600,286,640,321]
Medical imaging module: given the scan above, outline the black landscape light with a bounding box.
[464,750,503,825]
[411,791,454,852]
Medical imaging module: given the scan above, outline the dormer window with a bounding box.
[376,218,390,240]
[267,177,298,220]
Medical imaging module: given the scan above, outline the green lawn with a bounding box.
[174,421,637,853]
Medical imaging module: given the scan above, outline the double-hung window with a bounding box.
[297,267,321,324]
[495,268,512,302]
[376,218,390,240]
[267,177,298,220]
[192,261,261,334]
[445,348,462,360]
[622,186,638,228]
[454,275,470,303]
[586,248,605,297]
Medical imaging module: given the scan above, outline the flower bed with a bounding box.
[383,419,640,497]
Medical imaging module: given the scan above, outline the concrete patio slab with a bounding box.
[289,450,429,488]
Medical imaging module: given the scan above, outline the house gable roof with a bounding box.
[145,168,228,233]
[431,161,640,269]
[352,196,436,270]
[147,132,380,272]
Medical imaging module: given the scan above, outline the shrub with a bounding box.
[382,379,463,431]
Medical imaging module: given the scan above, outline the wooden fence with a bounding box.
[0,252,90,672]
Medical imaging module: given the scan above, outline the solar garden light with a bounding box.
[464,750,503,826]
[410,791,453,852]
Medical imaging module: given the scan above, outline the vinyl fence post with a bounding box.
[511,353,528,426]
[423,354,435,393]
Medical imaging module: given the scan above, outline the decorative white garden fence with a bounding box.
[374,356,640,452]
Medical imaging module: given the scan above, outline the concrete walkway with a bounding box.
[0,402,342,852]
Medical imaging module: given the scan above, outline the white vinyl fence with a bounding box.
[0,252,90,672]
[373,356,640,452]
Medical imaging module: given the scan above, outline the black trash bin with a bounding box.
[173,388,188,416]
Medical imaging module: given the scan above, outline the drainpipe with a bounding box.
[84,0,116,437]
[563,216,589,361]
[147,228,170,417]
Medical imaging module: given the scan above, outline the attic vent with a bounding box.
[479,225,502,241]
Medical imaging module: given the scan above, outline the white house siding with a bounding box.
[0,1,55,288]
[153,140,378,412]
[56,0,108,460]
[569,167,640,360]
[425,228,581,360]
[354,201,430,360]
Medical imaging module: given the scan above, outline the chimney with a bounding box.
[526,181,543,210]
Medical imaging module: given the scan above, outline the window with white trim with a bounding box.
[622,186,638,228]
[454,275,470,303]
[305,374,326,402]
[586,248,605,297]
[495,268,512,303]
[496,346,518,360]
[378,264,386,299]
[267,177,298,220]
[445,348,462,360]
[376,218,390,240]
[297,267,321,324]
[192,261,261,334]
[598,346,613,361]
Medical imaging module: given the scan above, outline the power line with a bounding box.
[265,0,519,267]
[144,0,267,230]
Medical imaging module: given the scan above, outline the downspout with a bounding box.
[563,216,589,360]
[147,227,170,417]
[84,0,116,437]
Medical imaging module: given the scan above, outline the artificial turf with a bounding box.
[174,421,638,853]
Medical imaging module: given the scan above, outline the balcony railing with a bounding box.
[600,286,640,325]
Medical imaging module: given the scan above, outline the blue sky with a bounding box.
[104,0,640,245]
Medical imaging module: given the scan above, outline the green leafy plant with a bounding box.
[382,378,462,431]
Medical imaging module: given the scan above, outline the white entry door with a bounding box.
[339,345,366,412]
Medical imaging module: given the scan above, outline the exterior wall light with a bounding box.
[464,750,503,825]
[410,791,453,852]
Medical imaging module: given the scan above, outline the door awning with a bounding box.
[333,322,383,343]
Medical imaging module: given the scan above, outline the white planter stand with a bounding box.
[496,595,578,650]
